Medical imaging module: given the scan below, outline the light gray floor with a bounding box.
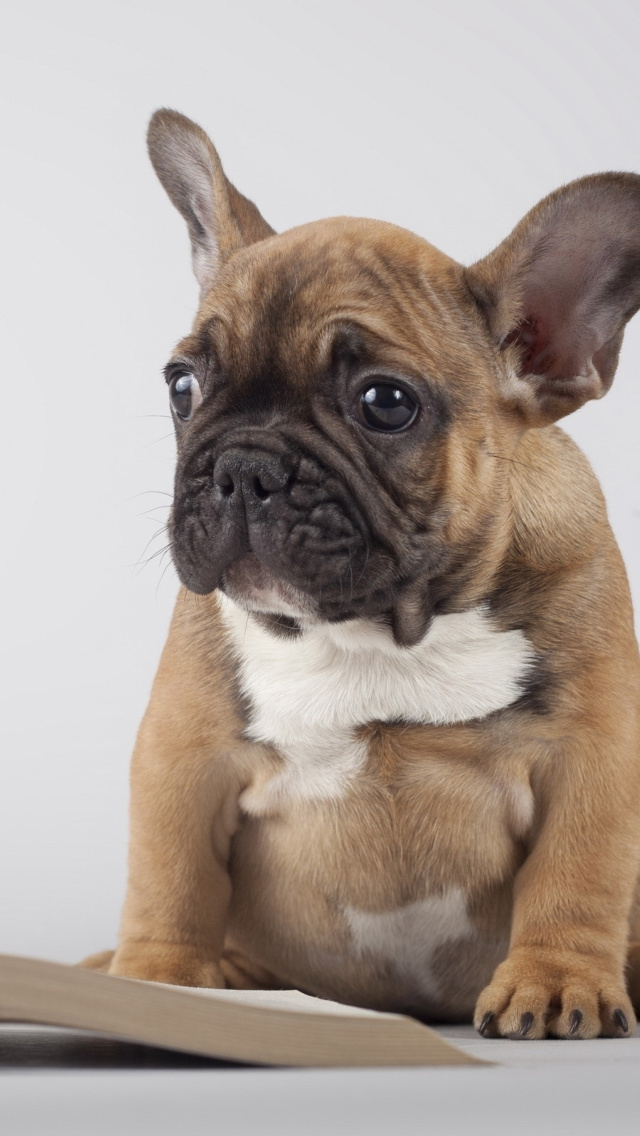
[1,1025,640,1136]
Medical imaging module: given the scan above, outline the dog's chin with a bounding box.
[217,554,435,649]
[219,553,315,620]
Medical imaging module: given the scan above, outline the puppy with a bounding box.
[101,110,640,1039]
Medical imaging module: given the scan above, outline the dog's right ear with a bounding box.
[147,109,275,296]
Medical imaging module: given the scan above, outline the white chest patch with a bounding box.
[219,596,535,807]
[344,889,475,1002]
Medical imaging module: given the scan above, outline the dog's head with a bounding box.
[149,110,640,645]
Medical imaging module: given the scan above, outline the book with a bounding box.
[0,954,486,1068]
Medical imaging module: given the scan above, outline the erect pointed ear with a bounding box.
[147,109,275,296]
[465,174,640,426]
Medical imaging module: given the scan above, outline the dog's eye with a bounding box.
[359,384,418,432]
[169,372,202,421]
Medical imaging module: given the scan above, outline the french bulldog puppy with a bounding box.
[95,110,640,1039]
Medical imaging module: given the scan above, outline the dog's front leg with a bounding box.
[109,594,246,987]
[474,729,640,1039]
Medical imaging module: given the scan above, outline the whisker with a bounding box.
[155,556,177,598]
[123,414,173,422]
[134,543,171,569]
[132,541,171,575]
[125,490,174,502]
[136,506,172,520]
[144,433,176,449]
[134,527,168,558]
[135,526,169,563]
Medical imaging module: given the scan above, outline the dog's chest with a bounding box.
[219,598,535,811]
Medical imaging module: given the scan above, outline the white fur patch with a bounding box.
[344,889,475,1002]
[509,782,535,835]
[219,596,536,808]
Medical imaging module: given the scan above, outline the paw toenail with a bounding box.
[479,1012,494,1037]
[613,1009,629,1033]
[518,1012,534,1038]
[568,1009,583,1036]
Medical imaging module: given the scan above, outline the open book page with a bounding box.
[165,985,407,1018]
[0,954,487,1067]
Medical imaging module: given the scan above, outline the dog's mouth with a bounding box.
[220,552,315,619]
[175,522,436,645]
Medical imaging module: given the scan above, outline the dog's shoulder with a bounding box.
[507,425,610,572]
[490,425,636,678]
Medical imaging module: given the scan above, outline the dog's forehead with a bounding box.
[189,217,476,380]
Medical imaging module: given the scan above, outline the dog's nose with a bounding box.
[213,448,290,505]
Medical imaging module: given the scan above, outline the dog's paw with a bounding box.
[473,948,635,1040]
[108,941,226,988]
[78,949,115,973]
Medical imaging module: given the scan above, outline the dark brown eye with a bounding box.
[359,384,418,432]
[169,372,202,421]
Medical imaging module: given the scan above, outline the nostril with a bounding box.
[253,476,271,501]
[216,472,235,497]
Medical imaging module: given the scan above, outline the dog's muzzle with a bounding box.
[170,438,377,614]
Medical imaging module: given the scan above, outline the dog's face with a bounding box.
[167,221,507,644]
[149,111,640,645]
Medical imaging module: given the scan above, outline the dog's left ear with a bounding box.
[465,174,640,426]
[147,109,275,296]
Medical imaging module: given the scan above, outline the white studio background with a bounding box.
[1,0,639,963]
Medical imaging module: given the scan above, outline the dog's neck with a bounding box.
[218,593,536,804]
